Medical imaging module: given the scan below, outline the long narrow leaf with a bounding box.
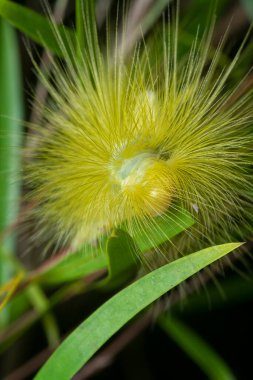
[133,207,194,252]
[36,206,194,285]
[34,242,241,380]
[0,17,23,325]
[0,0,74,56]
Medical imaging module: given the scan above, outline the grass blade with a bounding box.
[34,242,241,380]
[0,0,74,56]
[0,17,23,326]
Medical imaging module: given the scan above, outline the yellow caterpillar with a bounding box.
[25,2,253,257]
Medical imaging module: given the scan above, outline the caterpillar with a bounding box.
[24,1,253,261]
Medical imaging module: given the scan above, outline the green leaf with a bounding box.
[25,285,60,349]
[35,246,107,285]
[75,0,85,54]
[159,315,236,380]
[96,229,139,290]
[0,250,60,348]
[40,230,139,289]
[0,281,75,354]
[133,206,194,253]
[34,242,241,380]
[0,17,23,326]
[0,0,74,56]
[36,207,194,285]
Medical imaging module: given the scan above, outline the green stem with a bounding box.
[0,17,23,326]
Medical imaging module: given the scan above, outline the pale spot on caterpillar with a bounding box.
[110,151,174,218]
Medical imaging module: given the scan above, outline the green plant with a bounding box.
[0,1,253,379]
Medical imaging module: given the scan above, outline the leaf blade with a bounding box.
[36,207,194,285]
[0,0,74,56]
[34,242,241,380]
[0,17,23,325]
[133,206,194,252]
[97,229,139,290]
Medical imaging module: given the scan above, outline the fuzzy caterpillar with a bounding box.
[24,2,253,260]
